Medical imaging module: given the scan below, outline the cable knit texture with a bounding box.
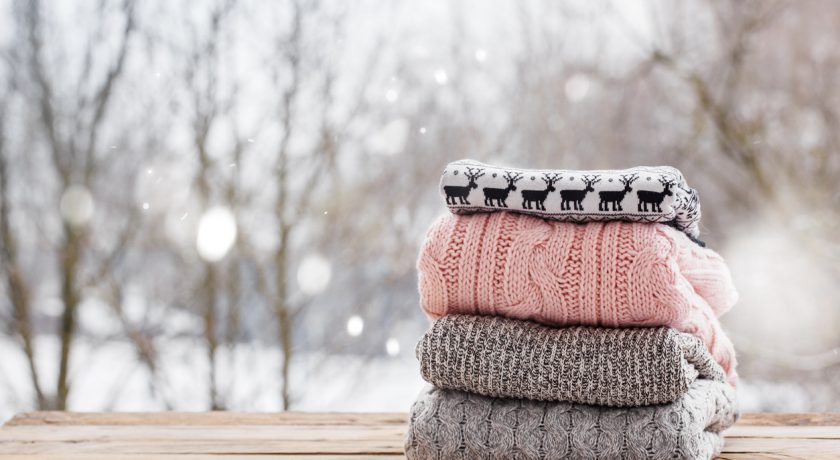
[405,380,738,460]
[416,315,726,407]
[417,213,739,384]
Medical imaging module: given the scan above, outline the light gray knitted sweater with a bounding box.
[405,379,738,460]
[417,315,727,407]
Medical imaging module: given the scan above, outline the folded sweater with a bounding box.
[405,380,738,460]
[416,315,727,407]
[440,159,702,242]
[417,213,739,384]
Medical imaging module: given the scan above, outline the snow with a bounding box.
[0,335,425,423]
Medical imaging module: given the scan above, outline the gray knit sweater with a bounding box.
[405,379,738,460]
[416,315,727,407]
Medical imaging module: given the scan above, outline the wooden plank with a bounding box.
[735,413,840,426]
[722,437,840,453]
[0,457,815,460]
[5,412,409,427]
[1,437,838,457]
[9,411,838,427]
[0,423,406,455]
[0,425,407,442]
[1,412,839,458]
[0,439,404,455]
[724,425,840,438]
[5,424,839,443]
[0,456,406,460]
[719,455,840,460]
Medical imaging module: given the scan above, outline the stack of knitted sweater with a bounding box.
[405,160,739,459]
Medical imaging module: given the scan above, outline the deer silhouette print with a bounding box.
[637,176,675,212]
[443,167,485,205]
[560,175,601,211]
[483,171,523,207]
[521,173,562,210]
[598,174,638,211]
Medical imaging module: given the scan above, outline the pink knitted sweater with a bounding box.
[417,212,739,384]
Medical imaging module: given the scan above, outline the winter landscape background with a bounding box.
[1,0,840,421]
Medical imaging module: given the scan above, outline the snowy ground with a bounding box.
[0,335,816,424]
[0,335,426,423]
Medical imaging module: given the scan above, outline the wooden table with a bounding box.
[0,412,838,459]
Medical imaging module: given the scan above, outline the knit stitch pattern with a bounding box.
[405,380,738,460]
[416,315,727,407]
[417,213,739,384]
[439,159,703,242]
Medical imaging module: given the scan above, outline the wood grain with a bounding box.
[0,456,407,460]
[1,412,837,458]
[5,412,409,427]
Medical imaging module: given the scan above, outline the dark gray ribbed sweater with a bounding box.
[405,380,738,460]
[416,315,726,407]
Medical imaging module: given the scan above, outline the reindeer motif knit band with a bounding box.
[405,380,738,460]
[440,159,703,243]
[416,316,727,407]
[417,212,739,384]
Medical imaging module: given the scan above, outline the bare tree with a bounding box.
[6,0,138,410]
[0,56,47,409]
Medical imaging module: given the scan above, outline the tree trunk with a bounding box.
[56,224,83,410]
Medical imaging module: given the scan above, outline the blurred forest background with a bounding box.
[1,0,839,419]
